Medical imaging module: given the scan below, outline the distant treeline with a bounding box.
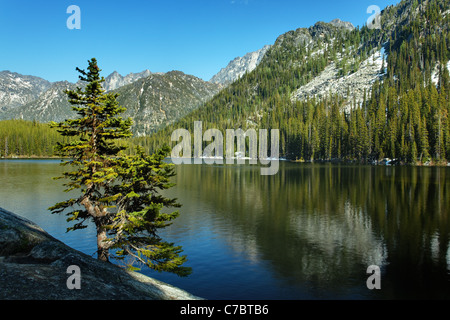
[0,119,141,158]
[0,120,68,158]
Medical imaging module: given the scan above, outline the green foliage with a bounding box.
[0,119,71,158]
[107,146,190,276]
[48,58,190,276]
[138,0,449,165]
[2,0,449,166]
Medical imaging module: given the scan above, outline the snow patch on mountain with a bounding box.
[0,71,51,111]
[291,47,387,111]
[431,60,450,85]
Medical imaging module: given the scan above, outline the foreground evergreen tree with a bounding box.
[49,58,191,276]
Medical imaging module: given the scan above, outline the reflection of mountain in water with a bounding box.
[167,162,450,298]
[289,201,388,279]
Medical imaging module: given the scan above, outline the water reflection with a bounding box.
[1,160,449,299]
[163,162,450,299]
[0,160,98,256]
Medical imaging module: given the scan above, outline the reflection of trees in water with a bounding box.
[170,163,450,298]
[366,166,450,298]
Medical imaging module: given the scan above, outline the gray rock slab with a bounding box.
[0,207,202,300]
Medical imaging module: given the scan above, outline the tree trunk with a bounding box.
[81,196,112,262]
[97,227,110,262]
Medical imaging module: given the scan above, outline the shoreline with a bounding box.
[2,156,449,167]
[290,158,450,167]
[0,207,202,300]
[0,156,66,160]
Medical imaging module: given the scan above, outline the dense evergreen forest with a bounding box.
[1,0,449,165]
[0,120,69,158]
[141,0,450,165]
[0,119,141,158]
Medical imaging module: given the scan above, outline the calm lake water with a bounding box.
[1,159,449,300]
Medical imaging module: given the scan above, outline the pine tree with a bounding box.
[49,58,191,276]
[418,117,431,163]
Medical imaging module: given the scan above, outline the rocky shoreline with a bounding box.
[0,207,202,300]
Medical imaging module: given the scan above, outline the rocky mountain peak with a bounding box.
[329,18,355,31]
[309,21,345,39]
[210,45,272,86]
[103,69,154,92]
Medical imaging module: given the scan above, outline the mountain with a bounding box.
[0,70,221,136]
[4,81,78,123]
[0,69,153,119]
[0,71,52,111]
[146,0,450,165]
[114,71,221,135]
[103,70,155,92]
[2,0,449,164]
[209,19,354,87]
[329,18,355,31]
[290,41,387,111]
[210,45,272,85]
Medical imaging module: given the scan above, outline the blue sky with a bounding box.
[0,0,400,83]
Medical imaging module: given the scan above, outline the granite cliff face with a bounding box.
[208,17,357,97]
[210,45,272,85]
[329,18,355,31]
[0,207,201,300]
[103,70,154,92]
[0,71,52,112]
[291,47,388,111]
[5,81,78,123]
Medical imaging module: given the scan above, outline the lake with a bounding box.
[0,159,449,300]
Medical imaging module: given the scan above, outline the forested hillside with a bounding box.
[0,120,70,157]
[0,119,143,158]
[141,0,450,165]
[1,0,449,164]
